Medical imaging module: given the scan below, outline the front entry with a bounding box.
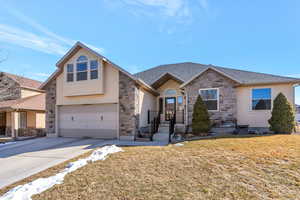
[165,97,176,121]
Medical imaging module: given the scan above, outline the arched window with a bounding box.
[164,89,177,96]
[76,55,88,81]
[76,55,88,62]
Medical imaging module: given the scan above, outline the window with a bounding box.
[177,96,184,110]
[66,64,74,82]
[90,60,98,80]
[199,88,219,111]
[252,88,271,110]
[164,89,177,96]
[19,112,27,129]
[76,56,88,81]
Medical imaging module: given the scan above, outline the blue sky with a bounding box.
[1,0,300,103]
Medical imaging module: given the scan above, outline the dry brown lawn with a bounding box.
[3,135,300,200]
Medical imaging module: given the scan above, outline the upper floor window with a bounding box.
[67,64,74,82]
[76,55,88,81]
[164,89,177,96]
[199,88,219,111]
[90,60,98,80]
[252,88,271,110]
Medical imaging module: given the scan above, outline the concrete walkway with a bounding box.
[0,137,167,189]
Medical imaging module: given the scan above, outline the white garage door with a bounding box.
[58,104,118,139]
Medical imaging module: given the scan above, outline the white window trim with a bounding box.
[251,88,272,111]
[66,64,74,82]
[199,88,219,112]
[66,56,101,83]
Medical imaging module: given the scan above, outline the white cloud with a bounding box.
[33,72,51,77]
[0,24,68,55]
[0,6,105,56]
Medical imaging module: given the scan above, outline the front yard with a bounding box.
[2,135,300,200]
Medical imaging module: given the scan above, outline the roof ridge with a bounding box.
[212,65,300,80]
[134,62,208,76]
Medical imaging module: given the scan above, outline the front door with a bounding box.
[165,97,176,121]
[0,113,6,135]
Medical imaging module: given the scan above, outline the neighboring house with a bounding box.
[0,72,46,137]
[41,42,300,140]
[296,105,300,122]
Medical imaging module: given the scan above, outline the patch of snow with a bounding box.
[0,145,123,200]
[0,142,17,147]
[174,143,184,146]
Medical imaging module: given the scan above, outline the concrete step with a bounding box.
[158,126,169,133]
[153,132,169,142]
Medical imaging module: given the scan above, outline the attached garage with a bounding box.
[58,104,118,139]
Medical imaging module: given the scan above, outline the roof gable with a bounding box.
[151,72,185,89]
[0,72,42,91]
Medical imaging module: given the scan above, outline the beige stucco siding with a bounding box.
[36,112,45,128]
[61,48,104,97]
[57,60,119,105]
[237,83,295,127]
[157,79,182,96]
[139,88,156,127]
[27,111,36,128]
[21,89,42,98]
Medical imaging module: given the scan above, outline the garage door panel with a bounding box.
[58,104,118,139]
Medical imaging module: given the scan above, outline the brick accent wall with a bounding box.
[119,72,139,139]
[0,73,21,102]
[184,69,238,127]
[45,79,56,134]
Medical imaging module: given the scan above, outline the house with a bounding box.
[41,42,300,140]
[0,72,46,138]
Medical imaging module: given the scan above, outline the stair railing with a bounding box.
[169,113,176,142]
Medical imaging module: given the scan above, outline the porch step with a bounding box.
[153,132,169,142]
[135,137,151,142]
[158,126,169,133]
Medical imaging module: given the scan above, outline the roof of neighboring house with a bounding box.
[1,72,43,91]
[0,94,45,111]
[134,62,300,87]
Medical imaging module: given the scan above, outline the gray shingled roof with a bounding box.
[134,62,300,86]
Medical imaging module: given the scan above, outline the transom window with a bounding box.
[164,89,177,96]
[252,88,271,110]
[199,88,219,111]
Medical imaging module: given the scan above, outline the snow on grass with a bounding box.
[0,142,17,147]
[0,145,123,200]
[174,143,184,146]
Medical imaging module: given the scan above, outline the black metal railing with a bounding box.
[148,110,161,141]
[169,113,176,142]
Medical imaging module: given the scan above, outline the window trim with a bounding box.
[90,60,99,80]
[199,88,220,111]
[251,88,272,111]
[66,56,101,83]
[66,64,74,82]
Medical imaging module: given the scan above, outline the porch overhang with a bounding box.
[151,72,185,89]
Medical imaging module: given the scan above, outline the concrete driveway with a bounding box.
[0,137,106,189]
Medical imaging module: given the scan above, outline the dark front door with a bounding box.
[165,97,176,121]
[0,113,6,135]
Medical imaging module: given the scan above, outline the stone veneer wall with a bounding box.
[119,72,139,139]
[184,69,238,127]
[45,79,56,134]
[0,73,21,102]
